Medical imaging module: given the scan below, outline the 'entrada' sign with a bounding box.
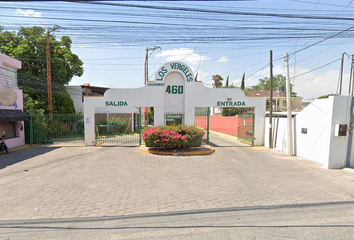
[154,61,194,82]
[217,101,246,107]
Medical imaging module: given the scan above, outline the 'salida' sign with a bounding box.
[105,101,128,106]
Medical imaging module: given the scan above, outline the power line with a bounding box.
[290,58,341,79]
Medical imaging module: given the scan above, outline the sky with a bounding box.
[2,0,354,100]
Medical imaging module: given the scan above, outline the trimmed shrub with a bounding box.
[142,125,205,149]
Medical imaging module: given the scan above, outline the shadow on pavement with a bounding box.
[0,146,59,171]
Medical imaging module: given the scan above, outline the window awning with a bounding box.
[0,110,30,122]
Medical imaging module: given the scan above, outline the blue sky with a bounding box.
[2,0,354,100]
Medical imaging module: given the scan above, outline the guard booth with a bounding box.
[84,61,266,146]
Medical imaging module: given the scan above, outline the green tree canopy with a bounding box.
[0,26,84,114]
[246,74,296,97]
[212,74,224,88]
[318,94,336,99]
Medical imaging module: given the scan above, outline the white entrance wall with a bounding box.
[84,61,266,146]
[164,72,185,113]
[265,96,353,169]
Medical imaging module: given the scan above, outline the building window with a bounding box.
[0,122,17,138]
[2,64,18,89]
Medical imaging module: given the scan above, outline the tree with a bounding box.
[222,107,249,116]
[212,74,224,88]
[0,26,84,113]
[223,75,237,88]
[241,72,245,90]
[246,74,296,97]
[318,94,335,99]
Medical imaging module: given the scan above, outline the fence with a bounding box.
[25,113,85,145]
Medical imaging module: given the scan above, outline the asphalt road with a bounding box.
[0,133,354,239]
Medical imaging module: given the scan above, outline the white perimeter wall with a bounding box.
[265,96,352,169]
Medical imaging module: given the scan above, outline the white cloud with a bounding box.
[79,45,91,48]
[294,69,344,99]
[231,79,241,87]
[33,12,42,17]
[197,71,210,82]
[255,65,284,77]
[217,56,229,63]
[155,48,210,65]
[17,9,42,17]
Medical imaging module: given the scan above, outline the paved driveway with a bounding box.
[0,133,354,238]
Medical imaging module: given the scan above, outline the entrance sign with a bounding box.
[154,61,194,82]
[217,101,246,107]
[84,61,266,146]
[105,101,128,107]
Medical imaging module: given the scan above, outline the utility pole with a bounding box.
[339,52,346,96]
[349,55,354,96]
[144,46,161,85]
[144,46,161,127]
[46,25,61,115]
[285,53,293,156]
[269,50,273,149]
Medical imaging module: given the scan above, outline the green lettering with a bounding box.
[166,85,171,94]
[124,101,128,106]
[177,63,182,70]
[220,102,225,106]
[217,101,220,106]
[105,101,109,106]
[242,101,246,106]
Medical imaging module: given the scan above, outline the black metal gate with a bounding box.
[95,111,141,146]
[194,107,210,144]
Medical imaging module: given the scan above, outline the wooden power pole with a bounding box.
[46,25,60,115]
[144,46,161,126]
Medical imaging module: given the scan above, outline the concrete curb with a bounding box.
[139,145,215,156]
[0,144,40,155]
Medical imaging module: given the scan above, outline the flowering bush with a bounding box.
[46,120,70,136]
[142,125,205,149]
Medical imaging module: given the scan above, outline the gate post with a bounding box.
[29,114,33,147]
[252,113,255,146]
[207,107,210,144]
[139,107,142,146]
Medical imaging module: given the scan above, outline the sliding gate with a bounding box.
[194,107,210,144]
[238,113,255,145]
[94,112,141,146]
